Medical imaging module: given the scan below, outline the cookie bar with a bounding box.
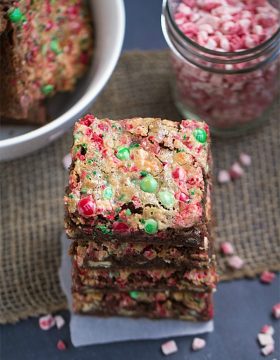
[65,114,217,321]
[70,238,213,269]
[64,115,211,244]
[0,0,92,124]
[72,290,214,321]
[72,265,217,292]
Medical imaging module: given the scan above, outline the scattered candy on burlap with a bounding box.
[220,241,235,255]
[239,153,252,167]
[217,170,230,184]
[39,314,55,330]
[161,340,178,355]
[62,153,72,170]
[227,255,244,269]
[192,337,206,351]
[229,162,244,180]
[260,271,276,284]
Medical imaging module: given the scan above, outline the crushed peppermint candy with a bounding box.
[217,170,230,184]
[161,340,178,355]
[62,153,72,170]
[272,303,280,319]
[257,333,274,347]
[57,340,67,351]
[39,314,55,330]
[192,337,206,351]
[260,325,274,336]
[171,0,280,131]
[229,162,244,180]
[261,344,274,356]
[55,315,65,329]
[239,153,252,167]
[260,271,276,284]
[220,241,235,255]
[227,255,244,269]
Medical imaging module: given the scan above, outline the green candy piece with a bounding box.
[129,291,139,300]
[144,219,158,234]
[193,128,207,144]
[158,191,175,208]
[8,8,23,23]
[103,186,113,200]
[96,225,111,234]
[50,38,62,54]
[116,147,130,160]
[125,209,132,216]
[140,170,148,177]
[41,84,54,95]
[129,142,140,149]
[140,175,158,193]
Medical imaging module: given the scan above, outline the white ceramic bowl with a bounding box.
[0,0,125,161]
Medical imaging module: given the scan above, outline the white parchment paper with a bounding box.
[59,233,214,346]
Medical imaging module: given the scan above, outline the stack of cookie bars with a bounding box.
[64,114,217,321]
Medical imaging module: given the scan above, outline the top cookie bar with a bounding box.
[65,115,211,242]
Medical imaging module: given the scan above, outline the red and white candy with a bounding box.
[217,170,230,184]
[272,303,280,319]
[227,255,244,269]
[192,337,206,351]
[229,162,244,180]
[55,315,65,329]
[260,271,275,284]
[39,314,55,330]
[261,344,274,356]
[161,340,178,355]
[260,325,274,336]
[62,153,72,170]
[239,153,251,167]
[57,340,67,351]
[171,0,279,130]
[220,241,235,255]
[257,333,274,347]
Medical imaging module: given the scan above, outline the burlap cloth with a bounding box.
[1,51,279,324]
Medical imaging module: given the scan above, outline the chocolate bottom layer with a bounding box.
[70,240,213,269]
[65,215,210,248]
[73,290,213,321]
[72,264,217,292]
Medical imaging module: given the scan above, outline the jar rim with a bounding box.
[164,0,280,58]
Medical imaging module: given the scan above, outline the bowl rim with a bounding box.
[0,0,125,148]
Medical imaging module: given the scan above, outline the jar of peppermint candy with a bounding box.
[162,0,280,136]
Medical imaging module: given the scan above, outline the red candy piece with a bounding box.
[272,303,280,319]
[220,242,234,255]
[77,196,96,217]
[172,167,186,181]
[260,325,274,335]
[260,271,275,284]
[112,222,129,233]
[39,314,55,330]
[177,192,189,202]
[57,340,67,351]
[98,122,109,131]
[143,248,157,260]
[80,114,95,126]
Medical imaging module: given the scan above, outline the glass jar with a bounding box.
[161,0,280,136]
